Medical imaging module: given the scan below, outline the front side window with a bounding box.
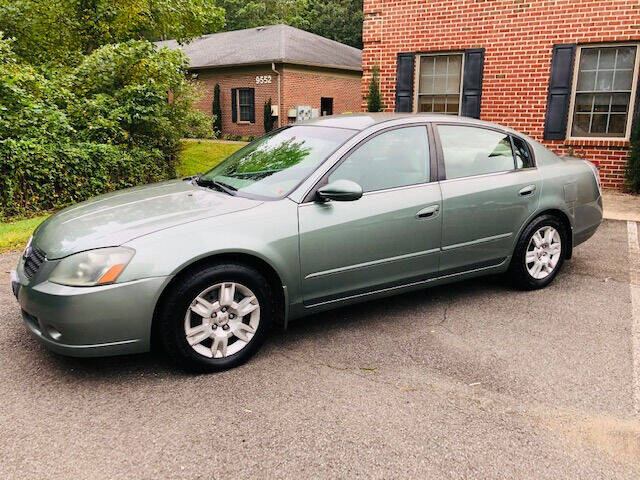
[238,88,254,122]
[329,127,430,192]
[417,54,463,115]
[438,125,515,180]
[200,126,354,199]
[569,45,639,138]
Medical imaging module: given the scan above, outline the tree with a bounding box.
[212,84,222,134]
[0,0,225,65]
[217,0,363,49]
[625,118,640,192]
[366,65,384,112]
[264,98,276,133]
[305,0,363,49]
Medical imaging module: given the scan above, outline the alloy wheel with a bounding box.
[525,226,562,280]
[184,282,260,359]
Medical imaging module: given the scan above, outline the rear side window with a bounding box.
[512,136,534,169]
[438,125,515,180]
[329,126,430,192]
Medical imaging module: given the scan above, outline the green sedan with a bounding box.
[11,114,603,372]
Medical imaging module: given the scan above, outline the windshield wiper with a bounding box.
[195,176,237,196]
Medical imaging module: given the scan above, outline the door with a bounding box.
[321,97,333,116]
[436,124,541,274]
[298,126,442,306]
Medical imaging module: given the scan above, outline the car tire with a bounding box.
[508,214,568,290]
[157,262,274,373]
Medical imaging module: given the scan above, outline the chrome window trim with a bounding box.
[432,122,538,181]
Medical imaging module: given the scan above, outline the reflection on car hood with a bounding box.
[33,180,262,259]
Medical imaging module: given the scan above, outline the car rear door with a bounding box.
[298,125,442,306]
[434,124,541,274]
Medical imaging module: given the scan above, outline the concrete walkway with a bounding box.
[603,191,640,222]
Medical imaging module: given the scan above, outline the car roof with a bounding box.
[299,113,517,133]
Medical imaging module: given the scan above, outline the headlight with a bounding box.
[49,247,135,287]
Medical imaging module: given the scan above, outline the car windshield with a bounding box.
[199,126,355,199]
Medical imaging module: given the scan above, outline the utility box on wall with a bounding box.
[296,106,312,121]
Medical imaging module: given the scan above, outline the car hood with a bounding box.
[33,180,262,259]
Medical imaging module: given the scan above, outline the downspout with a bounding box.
[272,62,282,128]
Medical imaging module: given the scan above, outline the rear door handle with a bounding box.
[519,185,536,196]
[416,205,440,219]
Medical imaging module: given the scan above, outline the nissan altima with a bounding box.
[11,114,603,372]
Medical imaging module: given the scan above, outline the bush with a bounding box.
[212,83,222,134]
[625,118,640,192]
[0,37,212,218]
[264,98,275,133]
[366,65,385,113]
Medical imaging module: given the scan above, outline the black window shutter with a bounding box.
[231,88,238,123]
[395,53,415,112]
[543,44,576,140]
[248,88,256,123]
[461,48,485,119]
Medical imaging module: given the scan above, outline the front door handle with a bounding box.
[416,204,440,219]
[519,185,536,196]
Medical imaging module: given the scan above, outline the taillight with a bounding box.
[586,161,601,193]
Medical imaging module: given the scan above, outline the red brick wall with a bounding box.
[192,64,362,137]
[192,65,279,137]
[363,0,640,189]
[281,66,363,124]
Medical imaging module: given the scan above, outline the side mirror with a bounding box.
[316,179,363,202]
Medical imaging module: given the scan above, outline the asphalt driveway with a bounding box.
[1,220,639,479]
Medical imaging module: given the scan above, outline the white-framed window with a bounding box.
[415,53,464,115]
[568,44,640,139]
[238,88,254,122]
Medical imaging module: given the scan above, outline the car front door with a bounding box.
[298,126,442,306]
[435,124,541,274]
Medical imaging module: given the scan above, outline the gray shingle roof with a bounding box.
[155,24,362,71]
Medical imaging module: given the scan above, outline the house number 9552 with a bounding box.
[256,75,272,84]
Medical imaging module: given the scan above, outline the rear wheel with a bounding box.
[157,263,273,372]
[509,215,567,290]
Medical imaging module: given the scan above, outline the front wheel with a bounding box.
[157,263,273,372]
[508,215,567,290]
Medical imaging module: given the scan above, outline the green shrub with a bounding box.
[366,65,385,113]
[625,117,640,192]
[0,37,212,219]
[212,83,222,134]
[264,98,275,133]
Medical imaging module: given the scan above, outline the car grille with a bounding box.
[23,245,46,279]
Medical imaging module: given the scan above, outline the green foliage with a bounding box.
[264,98,276,133]
[0,0,225,65]
[212,84,223,134]
[218,0,363,48]
[234,138,310,177]
[305,0,363,49]
[0,36,212,218]
[625,118,640,192]
[366,65,384,112]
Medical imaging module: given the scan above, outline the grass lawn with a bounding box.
[177,140,245,177]
[0,140,246,254]
[0,215,49,254]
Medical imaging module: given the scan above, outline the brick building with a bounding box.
[158,25,362,137]
[362,0,640,189]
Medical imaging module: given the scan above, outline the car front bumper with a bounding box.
[12,268,168,357]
